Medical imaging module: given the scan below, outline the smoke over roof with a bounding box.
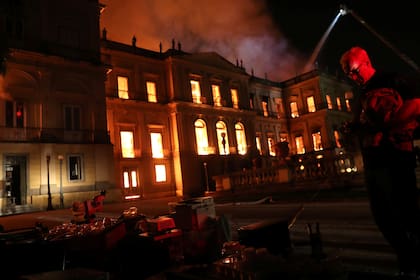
[100,0,306,81]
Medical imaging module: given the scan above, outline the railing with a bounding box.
[225,167,291,191]
[0,127,110,144]
[213,151,363,192]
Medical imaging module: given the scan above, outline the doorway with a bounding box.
[4,155,27,205]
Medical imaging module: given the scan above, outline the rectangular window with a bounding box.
[117,76,129,99]
[334,129,342,148]
[275,98,284,117]
[231,89,239,109]
[307,96,316,113]
[326,95,333,109]
[255,136,262,155]
[150,132,164,158]
[212,85,222,106]
[262,101,269,117]
[146,81,157,103]
[5,101,24,128]
[123,168,138,189]
[123,172,130,188]
[120,131,135,158]
[131,170,138,187]
[267,137,276,156]
[69,155,83,181]
[64,105,81,131]
[295,136,305,154]
[5,101,13,128]
[312,130,323,151]
[345,99,351,112]
[155,164,167,182]
[290,102,299,118]
[336,97,342,110]
[190,80,201,104]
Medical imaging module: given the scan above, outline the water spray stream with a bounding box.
[303,4,420,75]
[303,9,343,73]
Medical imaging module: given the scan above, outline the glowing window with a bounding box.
[120,131,135,158]
[295,136,305,154]
[275,98,284,116]
[123,169,138,189]
[262,101,269,117]
[150,132,164,158]
[131,170,138,187]
[231,89,239,109]
[212,85,222,106]
[326,95,333,109]
[117,76,129,99]
[235,122,247,155]
[147,81,157,103]
[334,129,342,148]
[312,130,323,151]
[155,164,166,182]
[267,137,276,156]
[307,96,316,113]
[290,102,299,118]
[255,136,262,155]
[190,80,201,104]
[194,119,209,155]
[345,99,351,112]
[336,97,342,110]
[216,121,229,155]
[123,172,129,188]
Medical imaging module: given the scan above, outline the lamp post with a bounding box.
[203,162,209,194]
[46,155,53,210]
[58,155,64,208]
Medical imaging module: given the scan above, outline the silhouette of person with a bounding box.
[340,46,420,278]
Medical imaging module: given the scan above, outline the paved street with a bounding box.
[0,188,402,279]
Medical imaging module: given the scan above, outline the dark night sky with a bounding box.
[266,0,420,77]
[101,0,420,81]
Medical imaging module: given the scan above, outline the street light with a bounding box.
[46,155,53,210]
[58,155,64,208]
[203,162,209,194]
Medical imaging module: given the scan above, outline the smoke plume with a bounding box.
[100,0,306,81]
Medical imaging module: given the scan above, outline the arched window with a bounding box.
[194,119,209,155]
[235,122,247,155]
[216,121,229,155]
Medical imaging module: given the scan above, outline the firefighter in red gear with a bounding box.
[340,46,420,279]
[71,190,106,223]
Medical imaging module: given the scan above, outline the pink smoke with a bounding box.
[100,0,306,81]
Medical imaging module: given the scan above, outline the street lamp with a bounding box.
[46,155,53,210]
[203,162,209,193]
[58,155,64,208]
